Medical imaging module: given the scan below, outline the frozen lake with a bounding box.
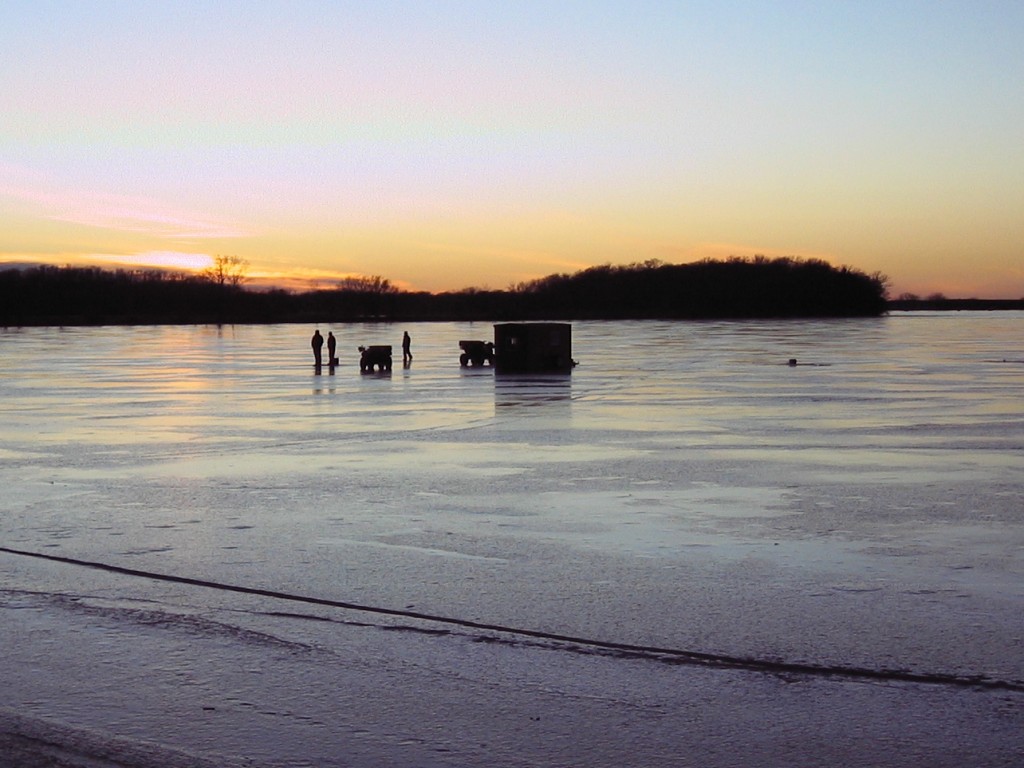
[2,314,1023,767]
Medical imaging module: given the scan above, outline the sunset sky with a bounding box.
[2,2,1023,297]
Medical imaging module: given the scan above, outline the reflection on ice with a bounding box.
[494,373,572,408]
[2,315,1024,766]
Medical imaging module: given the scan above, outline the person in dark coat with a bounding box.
[311,329,324,366]
[327,332,337,365]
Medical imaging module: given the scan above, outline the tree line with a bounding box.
[0,256,890,327]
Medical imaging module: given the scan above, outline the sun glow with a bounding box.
[97,251,215,273]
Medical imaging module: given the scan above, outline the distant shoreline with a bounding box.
[7,261,1023,325]
[886,299,1024,312]
[1,257,891,327]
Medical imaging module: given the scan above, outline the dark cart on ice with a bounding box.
[458,340,495,367]
[358,345,392,372]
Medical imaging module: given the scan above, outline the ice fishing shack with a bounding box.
[493,323,574,373]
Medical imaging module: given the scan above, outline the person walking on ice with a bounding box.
[402,331,412,365]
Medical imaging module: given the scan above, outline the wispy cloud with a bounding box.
[1,172,248,240]
[244,266,416,294]
[0,251,213,273]
[53,202,247,240]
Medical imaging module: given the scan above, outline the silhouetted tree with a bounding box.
[335,275,398,294]
[202,255,249,287]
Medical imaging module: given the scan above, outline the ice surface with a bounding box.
[1,315,1023,766]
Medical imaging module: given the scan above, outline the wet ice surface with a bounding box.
[2,315,1023,766]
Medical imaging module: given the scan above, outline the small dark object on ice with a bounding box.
[459,340,495,367]
[358,345,393,373]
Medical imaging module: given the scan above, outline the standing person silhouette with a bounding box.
[311,329,324,367]
[402,331,412,365]
[327,332,337,365]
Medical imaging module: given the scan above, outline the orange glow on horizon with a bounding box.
[99,252,215,272]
